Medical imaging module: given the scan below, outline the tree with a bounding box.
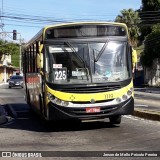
[0,40,20,67]
[141,0,160,11]
[115,8,140,47]
[139,0,160,41]
[141,24,160,67]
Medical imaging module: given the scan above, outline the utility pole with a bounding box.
[10,30,22,74]
[19,34,22,74]
[0,0,4,32]
[13,31,22,74]
[2,55,7,83]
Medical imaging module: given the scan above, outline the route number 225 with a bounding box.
[54,68,67,80]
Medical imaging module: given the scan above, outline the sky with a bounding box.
[0,0,142,42]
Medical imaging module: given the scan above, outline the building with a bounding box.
[0,54,17,82]
[144,58,160,86]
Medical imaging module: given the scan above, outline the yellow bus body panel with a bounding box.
[46,81,133,102]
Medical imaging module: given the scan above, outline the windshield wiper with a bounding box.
[64,42,89,80]
[65,42,86,67]
[95,40,109,62]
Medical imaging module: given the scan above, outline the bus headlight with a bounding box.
[62,101,69,106]
[127,90,132,96]
[116,88,133,104]
[122,95,128,100]
[47,92,55,101]
[49,97,69,107]
[116,94,128,103]
[55,98,62,104]
[55,98,69,107]
[116,97,121,103]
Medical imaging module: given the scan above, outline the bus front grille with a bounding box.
[59,85,121,93]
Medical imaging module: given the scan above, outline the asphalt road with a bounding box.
[0,84,160,160]
[134,91,160,111]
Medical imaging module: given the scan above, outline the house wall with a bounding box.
[0,53,16,83]
[0,67,3,82]
[0,66,15,82]
[145,58,160,86]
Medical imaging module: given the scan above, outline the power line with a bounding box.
[1,15,113,23]
[4,23,42,28]
[1,9,160,36]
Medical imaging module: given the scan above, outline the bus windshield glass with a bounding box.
[45,41,130,84]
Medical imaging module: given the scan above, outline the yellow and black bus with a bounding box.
[23,22,137,125]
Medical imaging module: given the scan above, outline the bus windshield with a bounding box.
[45,41,130,84]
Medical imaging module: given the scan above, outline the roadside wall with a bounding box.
[145,58,160,86]
[0,66,14,82]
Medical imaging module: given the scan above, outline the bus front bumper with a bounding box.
[47,97,134,121]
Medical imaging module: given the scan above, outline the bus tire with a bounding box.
[109,115,121,124]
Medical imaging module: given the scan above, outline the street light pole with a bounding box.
[19,33,22,74]
[2,58,7,83]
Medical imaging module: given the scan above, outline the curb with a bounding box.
[134,109,160,121]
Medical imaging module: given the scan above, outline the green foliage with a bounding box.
[0,40,20,67]
[142,0,160,11]
[141,51,153,67]
[139,0,160,67]
[138,26,152,42]
[11,54,20,67]
[141,24,160,67]
[0,40,19,55]
[139,0,160,41]
[115,8,140,47]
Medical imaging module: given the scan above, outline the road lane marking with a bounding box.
[135,104,148,107]
[123,115,160,125]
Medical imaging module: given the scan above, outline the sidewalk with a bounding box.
[134,87,160,121]
[134,87,160,94]
[0,82,8,86]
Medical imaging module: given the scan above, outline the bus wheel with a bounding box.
[109,115,121,124]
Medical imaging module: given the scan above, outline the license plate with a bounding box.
[15,83,19,85]
[86,107,100,113]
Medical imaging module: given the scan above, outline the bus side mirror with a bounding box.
[39,44,43,53]
[37,44,44,69]
[132,48,137,72]
[37,54,43,69]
